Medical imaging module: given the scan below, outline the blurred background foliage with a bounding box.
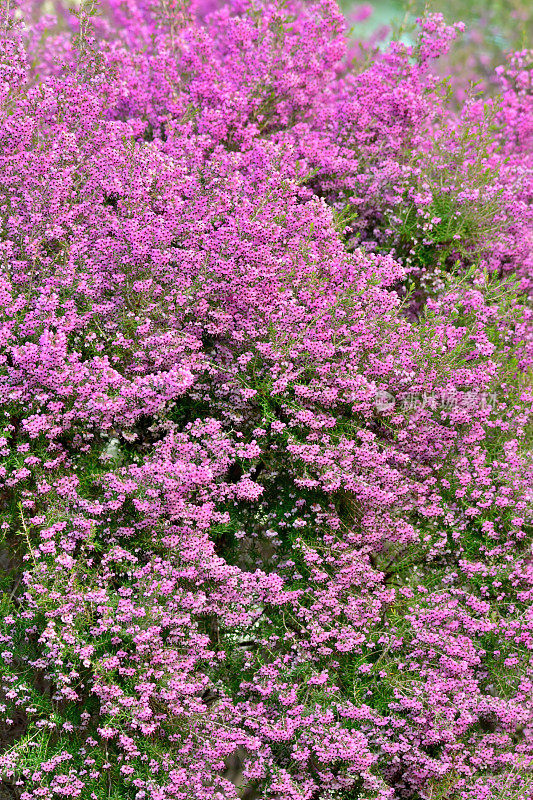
[342,0,532,96]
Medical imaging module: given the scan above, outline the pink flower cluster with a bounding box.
[0,0,531,798]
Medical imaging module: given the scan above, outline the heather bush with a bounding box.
[0,1,531,799]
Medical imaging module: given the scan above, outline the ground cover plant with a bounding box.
[0,0,532,797]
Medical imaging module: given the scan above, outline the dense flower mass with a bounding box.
[0,0,531,798]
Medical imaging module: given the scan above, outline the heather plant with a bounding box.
[0,1,531,799]
[409,0,532,101]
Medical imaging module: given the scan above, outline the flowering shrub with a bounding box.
[0,0,532,798]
